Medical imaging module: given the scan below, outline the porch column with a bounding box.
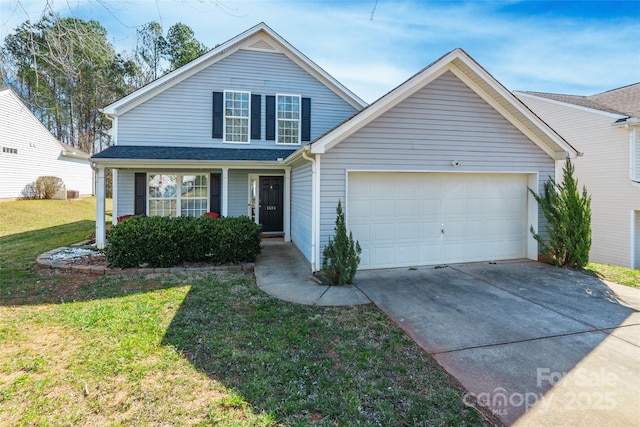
[111,169,118,225]
[95,165,106,249]
[221,167,229,216]
[284,167,291,242]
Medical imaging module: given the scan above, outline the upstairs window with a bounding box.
[276,94,301,145]
[224,91,250,143]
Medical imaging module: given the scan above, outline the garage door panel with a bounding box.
[348,172,529,269]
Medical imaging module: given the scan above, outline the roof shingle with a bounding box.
[90,145,297,162]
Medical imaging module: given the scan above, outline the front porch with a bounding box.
[91,146,297,249]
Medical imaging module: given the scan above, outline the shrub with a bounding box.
[322,200,361,285]
[209,216,262,264]
[529,158,592,269]
[34,176,64,199]
[105,215,261,268]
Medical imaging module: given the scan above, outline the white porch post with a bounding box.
[284,167,291,242]
[96,165,106,249]
[221,167,229,216]
[111,169,118,225]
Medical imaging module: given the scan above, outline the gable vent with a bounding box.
[247,39,277,51]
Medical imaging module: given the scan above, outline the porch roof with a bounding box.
[91,145,297,163]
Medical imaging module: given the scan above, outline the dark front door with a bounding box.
[259,176,283,233]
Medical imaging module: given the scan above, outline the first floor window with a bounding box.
[225,91,250,143]
[276,94,301,144]
[148,174,208,217]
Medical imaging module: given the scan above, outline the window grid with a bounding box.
[224,91,250,143]
[148,174,208,217]
[276,95,301,144]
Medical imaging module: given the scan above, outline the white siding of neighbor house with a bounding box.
[0,90,93,199]
[518,93,638,269]
[318,71,555,256]
[117,50,358,148]
[290,157,313,262]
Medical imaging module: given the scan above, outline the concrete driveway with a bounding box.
[354,260,640,426]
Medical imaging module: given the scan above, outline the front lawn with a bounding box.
[583,262,640,288]
[0,199,483,426]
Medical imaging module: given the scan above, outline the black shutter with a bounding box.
[134,173,146,215]
[212,91,223,139]
[251,94,261,139]
[301,97,311,142]
[209,173,221,214]
[265,95,275,141]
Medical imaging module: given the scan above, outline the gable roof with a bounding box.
[305,48,577,160]
[0,88,90,159]
[518,82,640,120]
[101,22,366,116]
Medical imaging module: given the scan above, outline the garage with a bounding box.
[347,172,530,269]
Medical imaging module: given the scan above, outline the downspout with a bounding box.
[301,147,319,272]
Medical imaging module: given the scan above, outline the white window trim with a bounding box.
[275,93,302,146]
[146,173,210,217]
[223,90,251,144]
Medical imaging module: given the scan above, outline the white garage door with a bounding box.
[348,172,528,269]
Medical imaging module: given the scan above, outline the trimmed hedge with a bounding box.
[105,215,262,268]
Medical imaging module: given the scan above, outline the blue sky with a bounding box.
[2,0,639,103]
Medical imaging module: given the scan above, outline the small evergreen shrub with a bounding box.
[209,216,262,264]
[105,215,261,268]
[529,158,592,269]
[34,176,64,199]
[322,200,362,285]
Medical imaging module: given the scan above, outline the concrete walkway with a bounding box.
[254,242,370,306]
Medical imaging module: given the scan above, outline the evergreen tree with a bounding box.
[530,158,592,269]
[322,200,362,285]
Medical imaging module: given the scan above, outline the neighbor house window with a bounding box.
[224,91,250,143]
[276,94,301,144]
[148,174,208,217]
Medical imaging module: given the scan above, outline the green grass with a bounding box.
[0,198,483,426]
[583,262,640,288]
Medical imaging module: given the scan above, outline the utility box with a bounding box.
[67,190,79,199]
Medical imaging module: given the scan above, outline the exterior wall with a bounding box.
[0,90,93,198]
[290,157,313,262]
[117,50,358,148]
[116,167,285,219]
[518,94,638,268]
[319,72,555,256]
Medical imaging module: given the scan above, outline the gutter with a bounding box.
[301,146,320,272]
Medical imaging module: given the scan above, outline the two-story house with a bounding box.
[516,85,640,269]
[91,23,577,272]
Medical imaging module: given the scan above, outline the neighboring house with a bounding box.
[516,84,640,269]
[0,88,93,199]
[91,23,576,271]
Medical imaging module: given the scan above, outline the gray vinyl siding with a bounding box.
[318,71,555,254]
[117,168,285,219]
[116,170,135,217]
[117,50,358,148]
[518,93,637,268]
[290,157,313,262]
[227,169,249,217]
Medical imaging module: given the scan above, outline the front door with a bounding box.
[259,176,284,233]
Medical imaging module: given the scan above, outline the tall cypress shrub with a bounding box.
[530,158,592,269]
[322,200,362,285]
